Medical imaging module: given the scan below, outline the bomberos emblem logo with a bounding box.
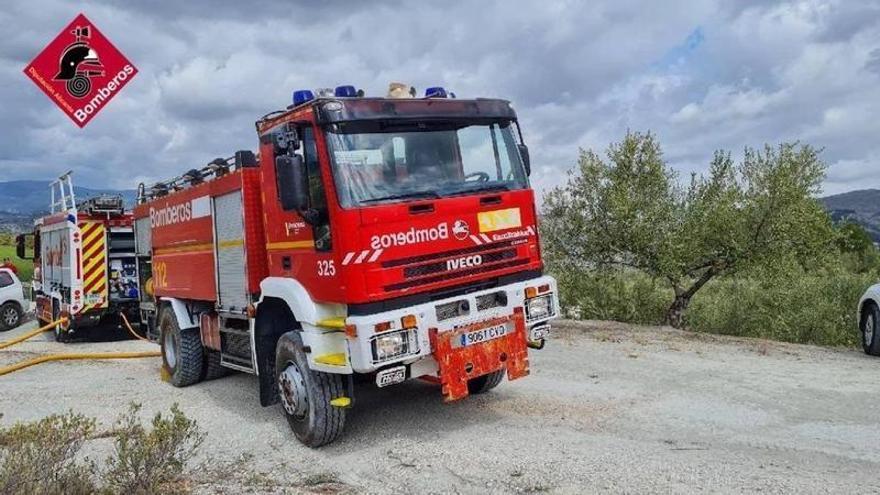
[24,13,138,128]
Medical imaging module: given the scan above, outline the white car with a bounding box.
[859,283,880,355]
[0,267,26,331]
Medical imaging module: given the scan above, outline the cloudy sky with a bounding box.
[2,0,879,199]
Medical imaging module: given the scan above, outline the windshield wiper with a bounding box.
[450,182,512,195]
[360,191,441,204]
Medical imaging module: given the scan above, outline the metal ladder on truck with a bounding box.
[50,171,78,219]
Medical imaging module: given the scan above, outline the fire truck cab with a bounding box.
[134,85,559,446]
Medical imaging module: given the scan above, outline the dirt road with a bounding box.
[1,320,879,494]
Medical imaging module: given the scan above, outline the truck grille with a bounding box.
[402,248,517,279]
[383,239,530,292]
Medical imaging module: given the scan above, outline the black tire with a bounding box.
[275,332,346,447]
[0,302,21,331]
[202,349,230,380]
[160,308,203,387]
[860,302,880,356]
[467,369,505,395]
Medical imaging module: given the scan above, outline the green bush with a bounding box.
[0,411,97,495]
[550,258,873,348]
[554,265,669,324]
[0,404,203,495]
[687,266,870,347]
[103,403,204,494]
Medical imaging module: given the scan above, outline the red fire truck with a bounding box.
[17,173,140,341]
[133,85,559,446]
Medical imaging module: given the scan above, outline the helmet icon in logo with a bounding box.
[54,25,104,99]
[452,220,470,240]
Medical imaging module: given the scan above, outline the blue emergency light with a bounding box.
[334,85,357,97]
[425,86,448,98]
[292,89,315,106]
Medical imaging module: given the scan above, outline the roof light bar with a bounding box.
[425,86,447,98]
[292,89,315,106]
[334,85,357,97]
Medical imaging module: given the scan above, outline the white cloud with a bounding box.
[1,0,879,199]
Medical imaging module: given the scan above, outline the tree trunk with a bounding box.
[664,267,719,329]
[664,294,692,329]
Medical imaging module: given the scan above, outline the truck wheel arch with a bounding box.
[258,277,346,327]
[254,296,298,407]
[255,278,348,406]
[159,297,201,330]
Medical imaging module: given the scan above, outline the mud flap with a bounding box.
[430,307,530,401]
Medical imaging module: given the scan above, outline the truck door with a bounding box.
[262,121,341,302]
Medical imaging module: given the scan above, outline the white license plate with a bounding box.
[84,293,104,305]
[459,323,508,347]
[530,324,551,341]
[376,366,407,387]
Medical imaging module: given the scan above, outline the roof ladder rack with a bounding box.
[49,171,77,221]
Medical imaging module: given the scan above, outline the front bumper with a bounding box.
[343,275,559,379]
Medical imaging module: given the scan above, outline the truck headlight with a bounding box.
[371,329,419,362]
[525,294,554,321]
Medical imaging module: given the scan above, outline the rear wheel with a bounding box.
[467,369,505,395]
[276,332,346,447]
[202,349,230,380]
[861,302,880,356]
[0,303,21,331]
[160,308,203,387]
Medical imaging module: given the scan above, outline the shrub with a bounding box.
[0,404,204,495]
[0,411,97,495]
[103,403,204,494]
[687,265,870,347]
[550,258,873,348]
[554,265,669,324]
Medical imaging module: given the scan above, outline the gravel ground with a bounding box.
[1,319,879,494]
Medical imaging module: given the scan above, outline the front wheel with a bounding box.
[861,303,880,356]
[276,332,346,447]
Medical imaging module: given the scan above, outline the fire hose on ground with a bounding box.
[0,315,160,377]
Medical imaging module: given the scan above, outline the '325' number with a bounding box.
[317,260,336,277]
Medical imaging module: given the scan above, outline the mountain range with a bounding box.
[0,180,136,232]
[0,180,877,241]
[821,189,880,242]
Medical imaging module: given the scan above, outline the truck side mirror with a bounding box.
[276,154,310,212]
[518,144,531,176]
[15,234,34,260]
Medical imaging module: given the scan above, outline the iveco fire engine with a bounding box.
[16,172,140,341]
[133,84,559,446]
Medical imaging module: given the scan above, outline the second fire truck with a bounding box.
[17,173,140,341]
[134,85,559,446]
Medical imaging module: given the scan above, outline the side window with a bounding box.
[0,272,13,288]
[302,127,332,251]
[302,127,326,210]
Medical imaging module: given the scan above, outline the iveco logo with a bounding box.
[446,254,482,271]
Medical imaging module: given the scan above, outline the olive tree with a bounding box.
[542,132,833,328]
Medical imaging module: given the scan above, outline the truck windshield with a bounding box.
[325,121,528,207]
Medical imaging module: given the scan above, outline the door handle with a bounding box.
[408,203,434,214]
